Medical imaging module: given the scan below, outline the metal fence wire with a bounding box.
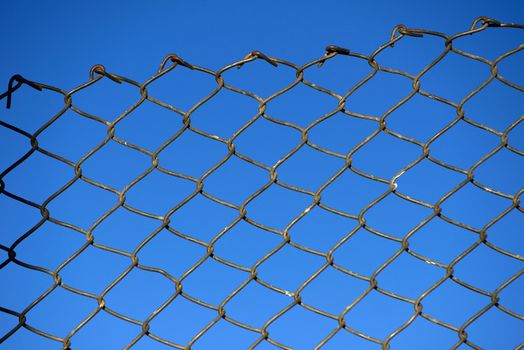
[1,16,523,350]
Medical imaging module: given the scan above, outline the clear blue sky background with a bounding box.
[1,0,523,349]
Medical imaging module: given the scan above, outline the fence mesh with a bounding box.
[1,16,523,349]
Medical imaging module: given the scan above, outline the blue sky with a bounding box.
[1,1,523,349]
[1,0,523,88]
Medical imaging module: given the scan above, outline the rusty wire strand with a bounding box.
[0,16,523,349]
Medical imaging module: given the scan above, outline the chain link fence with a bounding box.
[1,16,523,349]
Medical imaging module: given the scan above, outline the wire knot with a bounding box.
[471,16,501,30]
[89,64,122,83]
[158,53,194,72]
[166,53,194,69]
[317,45,350,67]
[391,24,423,40]
[325,45,350,55]
[242,50,278,67]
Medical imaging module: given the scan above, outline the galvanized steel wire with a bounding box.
[1,16,523,349]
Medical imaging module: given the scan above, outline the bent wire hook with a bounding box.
[0,74,43,109]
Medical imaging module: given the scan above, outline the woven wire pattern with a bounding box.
[1,16,523,349]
